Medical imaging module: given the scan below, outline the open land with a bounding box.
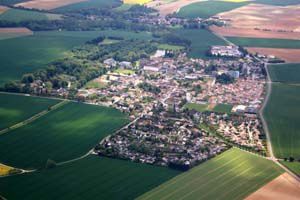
[15,0,88,10]
[268,63,300,83]
[0,31,103,86]
[137,148,283,200]
[53,0,121,12]
[124,0,152,4]
[280,161,300,176]
[264,83,300,159]
[0,102,129,169]
[0,27,33,40]
[177,1,249,19]
[245,173,300,200]
[0,156,180,200]
[0,93,60,130]
[185,103,233,114]
[0,8,61,22]
[0,164,13,176]
[0,5,9,14]
[254,0,300,6]
[216,3,300,33]
[174,28,227,58]
[247,48,300,63]
[146,0,206,16]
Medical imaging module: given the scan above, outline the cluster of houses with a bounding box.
[96,111,228,170]
[199,112,265,152]
[210,45,243,58]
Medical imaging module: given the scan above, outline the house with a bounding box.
[103,58,117,68]
[119,61,132,69]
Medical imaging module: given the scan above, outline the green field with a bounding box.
[264,83,300,159]
[175,29,226,59]
[0,93,60,130]
[177,1,248,19]
[97,29,153,40]
[227,37,300,49]
[280,161,300,176]
[0,8,61,22]
[137,148,283,200]
[0,102,129,169]
[268,63,300,84]
[0,156,180,200]
[157,44,185,51]
[114,68,135,75]
[0,0,27,5]
[185,103,232,113]
[0,31,102,86]
[54,0,121,12]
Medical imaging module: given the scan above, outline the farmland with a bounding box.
[177,1,249,19]
[280,161,300,176]
[157,44,185,51]
[227,37,300,49]
[124,0,152,4]
[255,0,300,6]
[0,93,60,130]
[0,27,32,40]
[0,8,61,22]
[15,0,88,10]
[268,63,300,83]
[174,29,226,59]
[54,0,121,12]
[185,103,233,114]
[0,102,129,169]
[137,148,283,200]
[0,164,13,176]
[246,48,300,63]
[0,156,180,200]
[0,30,102,85]
[264,83,300,159]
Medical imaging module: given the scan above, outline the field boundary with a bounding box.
[0,100,68,136]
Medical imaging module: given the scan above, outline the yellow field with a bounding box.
[123,0,152,5]
[0,164,13,176]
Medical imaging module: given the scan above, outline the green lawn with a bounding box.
[0,102,129,169]
[0,8,61,22]
[0,93,60,130]
[264,83,300,159]
[227,37,300,49]
[268,63,300,84]
[185,103,232,114]
[174,29,227,59]
[177,1,248,19]
[0,31,102,86]
[0,156,180,200]
[53,0,121,12]
[114,68,135,75]
[280,161,300,176]
[137,148,283,200]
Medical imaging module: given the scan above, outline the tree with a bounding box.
[21,73,34,84]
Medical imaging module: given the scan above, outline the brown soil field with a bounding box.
[147,0,206,16]
[247,48,300,63]
[15,0,88,10]
[0,27,33,34]
[214,3,300,40]
[245,173,300,200]
[210,26,300,40]
[0,5,9,14]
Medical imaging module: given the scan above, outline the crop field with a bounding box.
[264,83,300,159]
[0,163,13,176]
[0,27,33,40]
[174,29,226,59]
[280,161,300,176]
[0,8,61,22]
[268,63,300,83]
[54,0,121,12]
[0,0,27,5]
[97,29,153,40]
[157,44,185,51]
[0,102,129,169]
[227,37,300,49]
[177,1,249,19]
[124,0,152,4]
[137,148,283,200]
[255,0,300,6]
[0,30,102,85]
[0,156,180,200]
[0,93,60,131]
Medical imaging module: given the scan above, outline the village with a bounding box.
[73,44,269,168]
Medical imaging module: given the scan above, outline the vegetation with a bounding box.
[138,148,283,200]
[0,156,180,200]
[0,0,27,5]
[280,161,300,176]
[255,0,300,6]
[268,63,300,83]
[226,37,300,49]
[185,103,232,114]
[114,68,135,75]
[0,93,60,130]
[157,44,185,51]
[0,8,61,22]
[174,29,226,59]
[53,0,122,12]
[0,31,102,86]
[0,164,13,176]
[177,1,249,19]
[213,104,233,113]
[216,73,235,84]
[138,82,161,94]
[264,83,300,159]
[0,102,129,169]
